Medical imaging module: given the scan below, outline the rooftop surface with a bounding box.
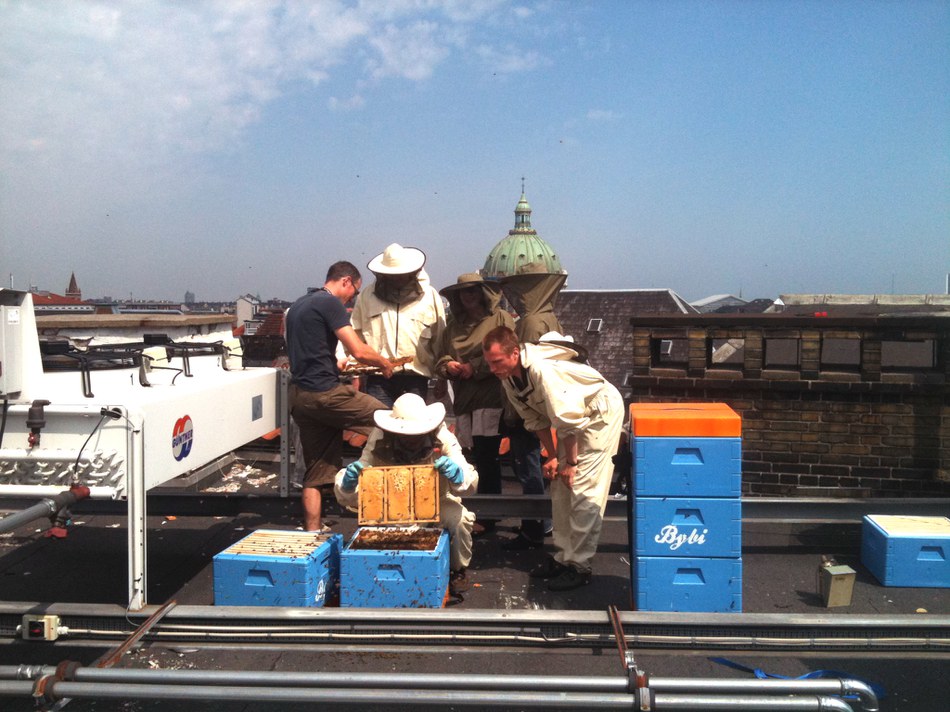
[1,459,948,711]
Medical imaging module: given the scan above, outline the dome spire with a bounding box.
[481,181,563,278]
[512,180,533,234]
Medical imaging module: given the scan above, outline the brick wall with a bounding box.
[628,315,950,497]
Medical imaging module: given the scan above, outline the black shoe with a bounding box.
[547,566,591,591]
[450,568,470,594]
[502,533,543,551]
[529,556,567,579]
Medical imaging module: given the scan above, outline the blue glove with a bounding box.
[341,461,364,491]
[434,456,464,485]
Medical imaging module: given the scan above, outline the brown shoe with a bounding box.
[472,520,495,537]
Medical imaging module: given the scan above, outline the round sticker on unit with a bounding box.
[172,415,194,461]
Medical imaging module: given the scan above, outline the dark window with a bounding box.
[881,340,935,370]
[821,338,861,370]
[587,318,603,333]
[765,339,800,367]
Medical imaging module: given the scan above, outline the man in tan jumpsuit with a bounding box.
[483,326,624,591]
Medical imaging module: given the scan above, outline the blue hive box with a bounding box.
[635,497,742,558]
[633,556,742,612]
[213,529,342,607]
[341,527,449,608]
[861,515,950,588]
[634,437,742,497]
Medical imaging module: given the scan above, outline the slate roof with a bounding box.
[555,289,698,395]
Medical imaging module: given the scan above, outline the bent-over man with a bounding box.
[483,326,623,591]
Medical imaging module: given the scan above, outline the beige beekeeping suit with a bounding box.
[500,340,624,573]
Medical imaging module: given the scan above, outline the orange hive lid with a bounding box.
[628,403,741,437]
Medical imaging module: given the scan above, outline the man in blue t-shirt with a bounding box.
[285,261,394,531]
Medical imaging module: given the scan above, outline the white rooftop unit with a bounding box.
[0,289,282,608]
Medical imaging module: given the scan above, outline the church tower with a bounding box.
[482,180,564,278]
[65,272,81,300]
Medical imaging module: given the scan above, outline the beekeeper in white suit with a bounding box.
[334,393,478,595]
[482,326,624,591]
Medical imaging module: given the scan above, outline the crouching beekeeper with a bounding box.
[334,393,479,594]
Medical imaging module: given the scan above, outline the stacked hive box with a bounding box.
[340,465,450,607]
[629,403,743,612]
[213,529,342,607]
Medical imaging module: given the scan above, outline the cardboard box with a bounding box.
[633,437,742,497]
[635,497,742,558]
[629,403,742,438]
[358,465,441,525]
[213,529,342,607]
[633,556,742,613]
[861,515,950,588]
[341,527,449,608]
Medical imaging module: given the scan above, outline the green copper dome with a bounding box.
[482,192,564,278]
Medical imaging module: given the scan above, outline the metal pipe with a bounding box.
[653,694,854,711]
[0,679,862,710]
[0,666,876,711]
[0,448,101,461]
[0,486,90,534]
[6,681,641,708]
[2,666,630,693]
[651,679,877,712]
[0,485,117,499]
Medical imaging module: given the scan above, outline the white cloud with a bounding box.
[0,0,534,172]
[329,93,366,111]
[367,20,451,80]
[475,44,544,73]
[587,109,621,121]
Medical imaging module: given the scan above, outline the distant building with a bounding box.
[691,294,747,313]
[184,290,195,305]
[779,293,950,317]
[29,290,95,316]
[482,185,564,278]
[556,289,698,396]
[692,294,776,314]
[235,294,261,331]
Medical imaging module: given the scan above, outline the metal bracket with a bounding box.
[608,604,652,710]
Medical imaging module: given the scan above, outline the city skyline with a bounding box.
[2,1,947,303]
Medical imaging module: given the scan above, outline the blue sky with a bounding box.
[1,0,947,303]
